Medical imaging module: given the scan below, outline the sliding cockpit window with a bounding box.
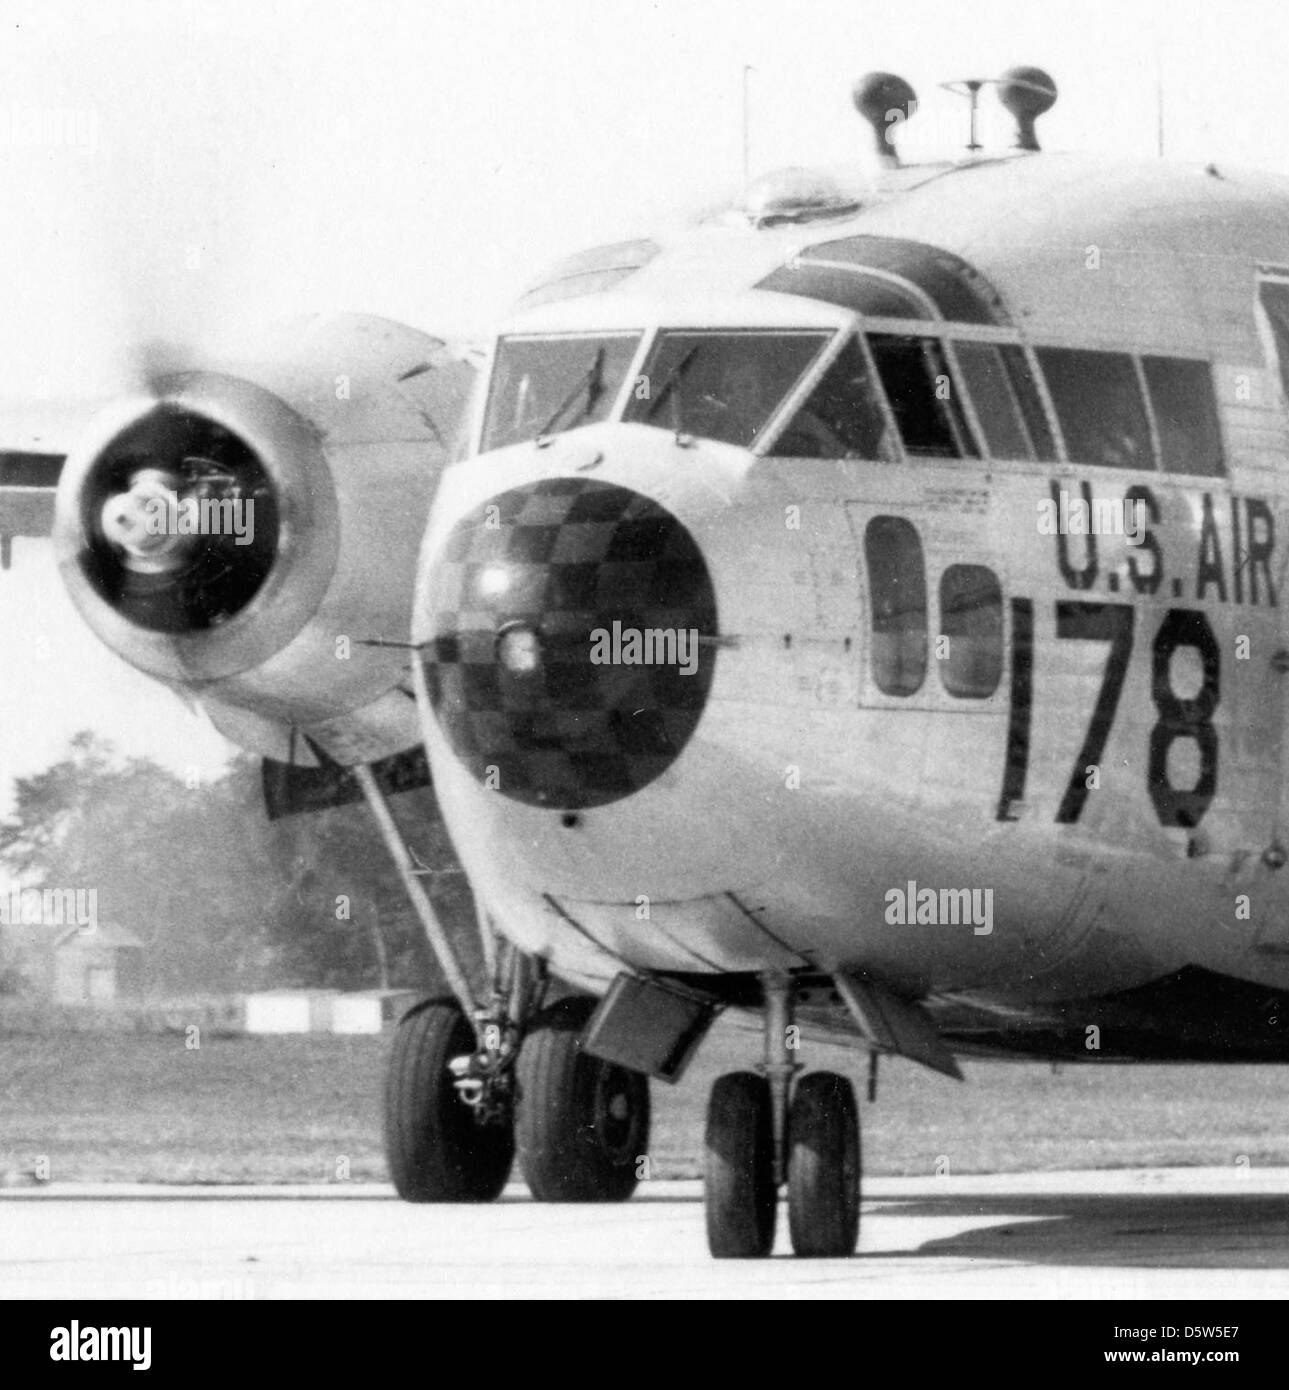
[867,334,979,459]
[771,336,898,460]
[623,330,831,449]
[952,341,1057,461]
[482,333,642,452]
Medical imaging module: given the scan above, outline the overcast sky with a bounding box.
[3,0,1289,806]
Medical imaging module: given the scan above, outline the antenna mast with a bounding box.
[742,63,754,188]
[1155,33,1166,157]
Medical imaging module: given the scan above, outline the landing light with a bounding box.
[497,623,542,676]
[477,564,512,598]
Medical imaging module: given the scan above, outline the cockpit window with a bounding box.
[1141,356,1224,477]
[623,330,830,449]
[1035,348,1154,470]
[482,333,641,452]
[867,334,979,459]
[772,336,897,460]
[801,236,1010,326]
[952,341,1038,460]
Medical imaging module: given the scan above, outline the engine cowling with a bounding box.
[54,313,477,767]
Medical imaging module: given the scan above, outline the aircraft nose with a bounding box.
[418,478,719,810]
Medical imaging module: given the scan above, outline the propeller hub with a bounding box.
[73,401,281,633]
[99,468,190,572]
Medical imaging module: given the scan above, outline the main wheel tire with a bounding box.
[515,995,649,1202]
[384,998,514,1203]
[787,1070,860,1257]
[704,1071,777,1258]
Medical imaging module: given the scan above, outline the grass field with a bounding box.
[5,1017,1289,1185]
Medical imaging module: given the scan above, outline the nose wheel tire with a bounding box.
[787,1071,861,1257]
[384,998,514,1203]
[516,995,650,1201]
[704,1072,777,1258]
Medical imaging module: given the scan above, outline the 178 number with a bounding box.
[996,600,1220,829]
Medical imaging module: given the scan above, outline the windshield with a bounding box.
[482,333,641,451]
[623,330,831,449]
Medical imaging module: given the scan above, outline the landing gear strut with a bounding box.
[703,972,861,1257]
[362,764,650,1204]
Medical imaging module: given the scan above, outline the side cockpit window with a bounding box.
[999,344,1057,460]
[952,342,1056,461]
[1141,357,1223,477]
[864,516,927,696]
[867,334,978,459]
[1257,277,1289,406]
[1036,347,1154,470]
[623,330,829,449]
[772,337,897,460]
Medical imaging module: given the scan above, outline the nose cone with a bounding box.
[419,478,718,810]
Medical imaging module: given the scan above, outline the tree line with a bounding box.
[0,732,479,997]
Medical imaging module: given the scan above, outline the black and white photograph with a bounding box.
[1,0,1286,1340]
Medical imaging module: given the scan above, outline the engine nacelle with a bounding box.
[54,313,477,767]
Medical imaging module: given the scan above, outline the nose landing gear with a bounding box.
[703,972,861,1258]
[385,989,651,1205]
[364,762,650,1205]
[384,998,516,1203]
[382,919,652,1205]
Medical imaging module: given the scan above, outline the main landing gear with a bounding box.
[704,972,861,1258]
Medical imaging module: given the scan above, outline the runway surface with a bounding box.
[4,1168,1289,1299]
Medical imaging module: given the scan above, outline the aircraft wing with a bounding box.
[0,449,65,568]
[0,400,105,569]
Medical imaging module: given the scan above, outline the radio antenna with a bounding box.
[1154,30,1166,157]
[742,63,755,188]
[941,78,985,153]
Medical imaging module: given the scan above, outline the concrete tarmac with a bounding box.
[3,1168,1289,1299]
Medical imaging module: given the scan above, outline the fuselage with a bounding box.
[412,151,1289,1014]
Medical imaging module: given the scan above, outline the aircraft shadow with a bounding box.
[864,1193,1289,1269]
